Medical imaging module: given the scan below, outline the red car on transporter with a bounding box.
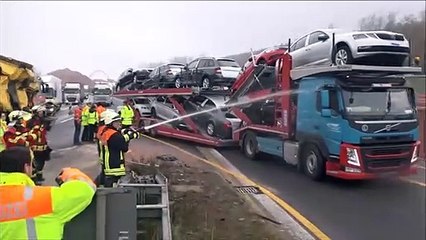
[231,45,287,94]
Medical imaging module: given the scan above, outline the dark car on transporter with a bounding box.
[177,57,242,89]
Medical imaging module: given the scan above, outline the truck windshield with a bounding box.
[93,88,112,95]
[42,88,55,98]
[64,88,80,94]
[342,88,414,119]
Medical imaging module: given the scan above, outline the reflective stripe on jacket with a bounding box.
[2,127,36,149]
[0,172,95,240]
[99,127,128,176]
[120,105,134,125]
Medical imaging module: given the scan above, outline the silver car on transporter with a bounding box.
[289,29,410,68]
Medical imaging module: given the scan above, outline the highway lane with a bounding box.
[47,107,76,150]
[218,149,426,240]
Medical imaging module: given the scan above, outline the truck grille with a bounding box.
[357,46,410,53]
[360,144,413,172]
[67,97,77,102]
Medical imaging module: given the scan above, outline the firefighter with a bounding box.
[3,111,36,149]
[73,104,83,145]
[0,146,96,240]
[81,102,91,142]
[94,110,113,186]
[95,102,106,139]
[96,102,106,122]
[27,106,52,183]
[99,110,138,187]
[120,99,134,129]
[87,104,98,142]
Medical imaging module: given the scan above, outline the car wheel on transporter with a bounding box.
[175,78,182,88]
[242,131,258,160]
[206,121,215,136]
[333,45,353,65]
[201,77,211,89]
[302,144,325,181]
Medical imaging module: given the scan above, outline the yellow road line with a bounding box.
[142,134,331,240]
[400,178,426,187]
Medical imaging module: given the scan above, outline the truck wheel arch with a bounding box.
[297,135,330,171]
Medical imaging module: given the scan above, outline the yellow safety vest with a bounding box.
[120,106,134,126]
[81,107,89,126]
[87,111,98,125]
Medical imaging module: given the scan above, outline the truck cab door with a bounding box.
[316,88,343,156]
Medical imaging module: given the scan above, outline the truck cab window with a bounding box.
[329,89,340,114]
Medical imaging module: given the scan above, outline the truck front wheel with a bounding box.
[302,144,325,181]
[243,131,258,160]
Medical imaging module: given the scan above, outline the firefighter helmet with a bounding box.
[103,111,121,125]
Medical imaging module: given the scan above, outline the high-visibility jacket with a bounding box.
[27,117,48,152]
[81,106,89,126]
[96,106,106,121]
[87,111,98,125]
[0,126,5,152]
[99,127,128,176]
[120,105,134,126]
[0,119,7,151]
[0,172,95,240]
[74,107,82,124]
[96,125,106,164]
[2,126,37,149]
[0,119,7,131]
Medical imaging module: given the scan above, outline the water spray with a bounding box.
[141,89,301,131]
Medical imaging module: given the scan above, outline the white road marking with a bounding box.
[59,117,74,124]
[51,145,78,153]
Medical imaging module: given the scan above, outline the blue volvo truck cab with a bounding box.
[234,61,422,181]
[295,69,420,180]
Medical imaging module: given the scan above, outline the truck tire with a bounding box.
[302,144,325,181]
[242,131,258,160]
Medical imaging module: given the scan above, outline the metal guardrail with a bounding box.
[118,173,172,240]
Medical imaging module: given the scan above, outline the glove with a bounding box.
[55,167,96,190]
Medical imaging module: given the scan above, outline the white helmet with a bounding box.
[8,110,32,122]
[103,111,121,125]
[100,109,115,122]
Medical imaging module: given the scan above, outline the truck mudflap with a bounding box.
[325,141,420,180]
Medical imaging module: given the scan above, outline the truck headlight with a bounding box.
[411,145,418,163]
[346,148,360,166]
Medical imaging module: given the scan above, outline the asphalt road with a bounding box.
[218,149,426,240]
[47,107,76,150]
[45,102,426,240]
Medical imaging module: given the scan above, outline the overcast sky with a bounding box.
[1,1,424,80]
